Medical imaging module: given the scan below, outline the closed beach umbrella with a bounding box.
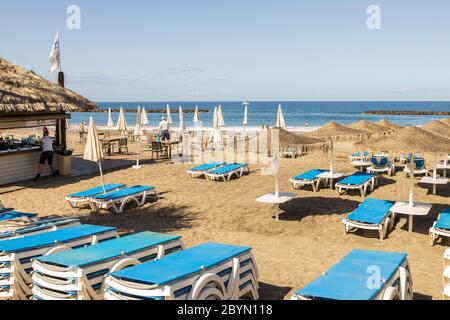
[243,105,249,127]
[140,107,149,126]
[210,106,222,144]
[193,105,200,123]
[117,107,127,134]
[275,104,286,129]
[166,104,173,124]
[65,118,70,130]
[83,117,106,192]
[217,105,225,128]
[179,106,185,131]
[133,107,143,169]
[107,108,114,129]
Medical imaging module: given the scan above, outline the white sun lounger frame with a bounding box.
[0,218,81,241]
[187,164,225,178]
[289,177,320,192]
[65,186,124,208]
[292,258,413,300]
[336,176,378,198]
[104,250,259,300]
[342,209,396,241]
[87,188,159,214]
[403,166,429,176]
[205,165,250,182]
[429,215,450,246]
[0,229,118,300]
[31,238,185,300]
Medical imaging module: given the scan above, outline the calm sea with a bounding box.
[69,101,450,130]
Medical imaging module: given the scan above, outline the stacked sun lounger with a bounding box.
[430,208,450,246]
[367,156,395,176]
[205,163,250,182]
[292,249,413,300]
[0,224,118,300]
[336,172,378,197]
[87,185,159,213]
[104,242,259,300]
[444,249,450,300]
[342,198,396,241]
[31,232,184,300]
[65,184,126,208]
[0,211,38,232]
[290,169,326,192]
[187,162,225,178]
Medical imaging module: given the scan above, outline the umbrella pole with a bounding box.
[133,135,141,169]
[98,161,106,193]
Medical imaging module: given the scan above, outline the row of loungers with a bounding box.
[188,162,250,182]
[66,184,159,214]
[0,218,259,300]
[342,198,450,245]
[290,170,378,197]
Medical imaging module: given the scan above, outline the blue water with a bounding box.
[69,101,450,129]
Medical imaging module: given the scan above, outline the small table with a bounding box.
[351,160,371,172]
[437,163,450,178]
[256,192,296,221]
[390,201,432,233]
[317,172,345,189]
[420,176,449,195]
[161,141,179,159]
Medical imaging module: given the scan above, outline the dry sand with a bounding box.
[1,131,449,300]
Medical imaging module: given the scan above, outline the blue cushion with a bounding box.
[190,162,225,172]
[110,242,251,285]
[296,249,407,300]
[292,169,326,181]
[0,211,37,222]
[92,186,155,201]
[68,184,126,198]
[36,232,182,268]
[351,152,369,157]
[208,164,247,175]
[0,225,116,253]
[435,212,450,230]
[339,173,374,186]
[346,198,394,225]
[371,156,389,167]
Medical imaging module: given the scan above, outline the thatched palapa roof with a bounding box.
[0,57,96,114]
[347,120,390,133]
[305,122,365,138]
[374,119,402,130]
[421,120,450,138]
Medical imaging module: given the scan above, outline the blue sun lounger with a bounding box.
[187,162,226,178]
[87,185,159,214]
[290,169,327,192]
[349,151,370,161]
[367,156,395,176]
[0,211,37,223]
[292,249,413,300]
[205,163,250,182]
[404,157,429,176]
[32,231,184,300]
[0,224,118,300]
[430,208,450,246]
[336,172,378,197]
[104,242,259,300]
[342,198,396,241]
[65,184,126,208]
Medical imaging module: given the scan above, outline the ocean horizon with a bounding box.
[69,101,450,130]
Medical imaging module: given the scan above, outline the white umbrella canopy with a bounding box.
[193,105,200,123]
[209,106,221,143]
[116,107,127,133]
[217,105,225,127]
[243,105,249,126]
[166,104,173,124]
[275,104,286,129]
[140,107,149,126]
[107,108,114,129]
[83,117,106,192]
[133,108,143,169]
[65,118,70,130]
[179,106,185,131]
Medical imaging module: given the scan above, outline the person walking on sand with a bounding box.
[33,128,57,181]
[158,117,171,141]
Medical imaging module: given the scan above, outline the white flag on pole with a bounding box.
[49,31,61,73]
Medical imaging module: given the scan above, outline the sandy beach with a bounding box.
[1,130,448,300]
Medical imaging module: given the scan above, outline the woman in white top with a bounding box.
[33,128,57,181]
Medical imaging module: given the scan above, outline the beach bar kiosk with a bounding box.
[0,57,96,185]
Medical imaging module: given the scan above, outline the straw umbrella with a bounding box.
[179,106,185,131]
[107,108,114,130]
[116,107,127,135]
[83,117,106,192]
[140,107,149,126]
[133,107,144,169]
[193,105,200,124]
[275,104,286,129]
[166,104,173,125]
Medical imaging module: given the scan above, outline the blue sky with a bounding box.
[1,0,450,102]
